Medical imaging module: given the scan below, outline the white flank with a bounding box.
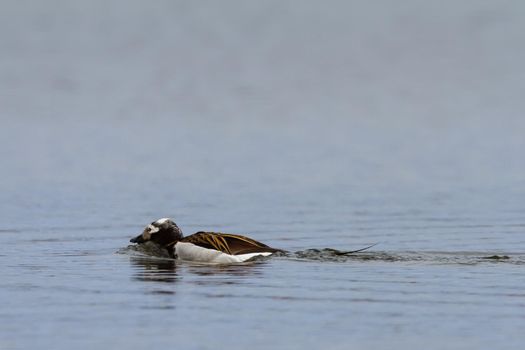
[175,242,273,263]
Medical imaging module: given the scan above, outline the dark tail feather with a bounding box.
[331,243,378,255]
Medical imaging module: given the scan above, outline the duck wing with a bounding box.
[182,232,281,255]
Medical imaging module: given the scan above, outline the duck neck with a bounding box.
[159,226,183,258]
[164,238,181,259]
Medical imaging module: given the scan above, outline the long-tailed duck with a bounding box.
[130,218,282,263]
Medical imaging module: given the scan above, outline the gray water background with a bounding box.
[1,1,525,349]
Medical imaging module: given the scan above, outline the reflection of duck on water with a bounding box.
[130,257,177,283]
[130,255,263,285]
[184,261,264,282]
[130,218,283,263]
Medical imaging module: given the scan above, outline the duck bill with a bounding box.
[130,233,145,243]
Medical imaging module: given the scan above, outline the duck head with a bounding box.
[130,218,183,247]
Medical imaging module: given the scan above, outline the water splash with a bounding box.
[117,242,172,258]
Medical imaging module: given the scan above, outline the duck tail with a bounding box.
[333,243,378,255]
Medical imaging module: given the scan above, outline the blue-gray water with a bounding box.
[1,1,525,349]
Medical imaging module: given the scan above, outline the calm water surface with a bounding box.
[1,1,525,349]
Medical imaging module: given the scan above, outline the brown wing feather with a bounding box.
[182,232,280,255]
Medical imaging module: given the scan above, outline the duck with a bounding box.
[130,218,283,263]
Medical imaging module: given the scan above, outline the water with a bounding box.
[1,1,525,349]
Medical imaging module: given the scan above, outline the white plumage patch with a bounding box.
[147,224,160,234]
[155,218,170,224]
[175,242,272,263]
